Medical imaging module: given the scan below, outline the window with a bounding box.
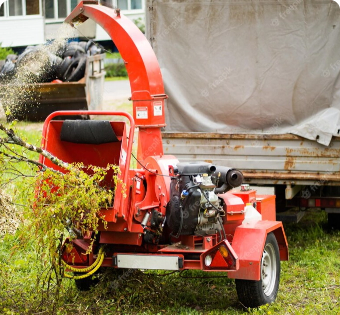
[0,0,41,17]
[117,0,128,10]
[58,0,67,18]
[26,0,40,15]
[115,0,143,10]
[100,0,113,8]
[45,0,54,18]
[45,0,83,20]
[131,0,141,10]
[0,4,4,17]
[71,0,78,10]
[9,0,23,16]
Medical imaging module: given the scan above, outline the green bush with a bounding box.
[0,44,15,60]
[133,17,145,34]
[105,62,127,77]
[105,51,122,59]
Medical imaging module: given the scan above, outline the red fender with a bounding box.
[227,220,288,281]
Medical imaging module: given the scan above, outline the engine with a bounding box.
[166,162,243,238]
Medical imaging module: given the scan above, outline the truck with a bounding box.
[146,0,340,225]
[38,1,288,308]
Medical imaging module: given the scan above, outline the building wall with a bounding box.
[0,0,145,48]
[0,17,45,47]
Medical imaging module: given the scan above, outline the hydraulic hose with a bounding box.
[62,246,105,279]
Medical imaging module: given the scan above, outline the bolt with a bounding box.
[80,7,83,11]
[207,237,211,242]
[124,228,127,231]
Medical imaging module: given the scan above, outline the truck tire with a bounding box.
[85,40,95,53]
[328,213,340,229]
[63,44,85,58]
[64,56,87,82]
[235,232,280,308]
[56,56,72,80]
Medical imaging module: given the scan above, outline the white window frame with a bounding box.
[45,0,76,23]
[0,0,42,19]
[112,0,144,13]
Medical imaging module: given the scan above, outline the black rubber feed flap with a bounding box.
[60,120,119,144]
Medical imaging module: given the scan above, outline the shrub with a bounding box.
[134,17,145,34]
[0,44,15,60]
[105,63,127,77]
[105,52,122,59]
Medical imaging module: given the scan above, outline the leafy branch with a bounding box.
[0,123,122,299]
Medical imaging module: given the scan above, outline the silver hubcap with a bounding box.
[261,243,277,296]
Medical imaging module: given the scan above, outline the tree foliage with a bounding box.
[0,122,122,313]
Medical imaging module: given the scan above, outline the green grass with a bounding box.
[0,44,15,60]
[105,76,128,81]
[0,123,340,314]
[105,52,122,59]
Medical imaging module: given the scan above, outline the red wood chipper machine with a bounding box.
[39,1,288,308]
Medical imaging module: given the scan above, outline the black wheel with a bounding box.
[235,233,280,308]
[78,41,88,51]
[74,273,100,291]
[328,213,340,229]
[5,54,17,62]
[63,44,85,58]
[64,56,87,82]
[85,40,95,53]
[0,59,15,74]
[56,56,72,80]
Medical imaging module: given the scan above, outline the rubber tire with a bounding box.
[0,59,15,74]
[56,56,72,80]
[5,54,17,62]
[16,47,37,66]
[85,40,95,53]
[328,213,340,229]
[235,233,280,308]
[64,56,87,82]
[74,274,100,291]
[78,41,87,51]
[63,45,85,58]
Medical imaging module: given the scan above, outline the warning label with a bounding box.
[136,107,148,119]
[153,101,162,116]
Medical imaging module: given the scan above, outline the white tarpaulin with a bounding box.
[146,0,340,146]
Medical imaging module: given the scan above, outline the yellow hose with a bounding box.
[62,246,105,279]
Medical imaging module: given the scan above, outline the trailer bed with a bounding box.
[162,132,340,186]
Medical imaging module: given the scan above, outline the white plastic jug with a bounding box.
[242,203,262,224]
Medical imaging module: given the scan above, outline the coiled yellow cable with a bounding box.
[62,246,105,279]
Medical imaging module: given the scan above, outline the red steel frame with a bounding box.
[38,1,288,282]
